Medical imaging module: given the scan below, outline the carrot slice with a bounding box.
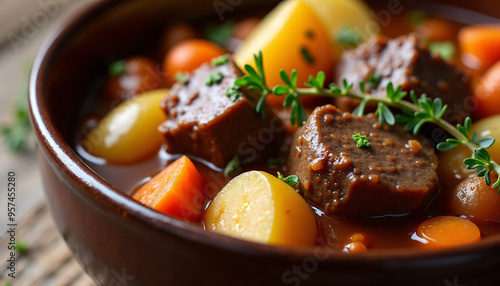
[475,61,500,118]
[459,24,500,71]
[416,216,481,249]
[132,156,206,221]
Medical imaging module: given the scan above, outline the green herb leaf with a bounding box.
[478,137,495,149]
[233,51,271,119]
[368,72,382,88]
[352,133,372,148]
[290,70,298,88]
[175,71,190,85]
[413,118,429,135]
[254,51,266,85]
[437,138,464,152]
[300,46,315,64]
[267,157,283,166]
[314,71,326,89]
[386,82,407,102]
[457,117,472,139]
[224,155,240,176]
[475,147,491,163]
[329,83,342,94]
[492,176,500,189]
[256,93,269,119]
[336,26,362,48]
[352,97,369,117]
[409,10,427,26]
[283,93,295,108]
[203,21,235,47]
[382,105,395,125]
[1,92,31,152]
[341,79,354,95]
[375,103,395,125]
[212,55,229,66]
[280,69,292,87]
[273,85,289,96]
[234,78,247,86]
[277,171,299,186]
[359,81,366,94]
[205,71,224,86]
[429,42,456,61]
[15,241,29,255]
[226,85,241,102]
[108,59,127,76]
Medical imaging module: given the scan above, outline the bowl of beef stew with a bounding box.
[29,0,500,285]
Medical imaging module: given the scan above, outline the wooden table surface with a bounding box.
[0,1,97,285]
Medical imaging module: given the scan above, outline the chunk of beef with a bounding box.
[288,104,438,217]
[159,57,284,168]
[335,34,472,125]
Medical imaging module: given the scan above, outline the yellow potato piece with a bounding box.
[83,89,168,164]
[204,171,317,247]
[234,0,333,105]
[471,115,500,163]
[303,0,380,57]
[437,115,500,190]
[437,145,474,190]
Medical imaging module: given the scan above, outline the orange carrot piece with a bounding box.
[459,24,500,71]
[343,242,367,253]
[416,216,481,249]
[475,61,500,118]
[132,156,206,221]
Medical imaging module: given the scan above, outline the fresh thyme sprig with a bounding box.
[233,52,500,190]
[234,52,272,118]
[273,70,307,126]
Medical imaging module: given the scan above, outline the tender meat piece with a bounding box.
[159,57,284,168]
[288,104,438,217]
[335,34,472,125]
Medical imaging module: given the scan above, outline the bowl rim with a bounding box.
[28,0,500,268]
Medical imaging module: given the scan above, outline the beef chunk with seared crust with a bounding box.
[288,104,438,217]
[335,34,472,125]
[159,57,284,168]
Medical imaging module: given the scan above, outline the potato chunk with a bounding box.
[303,0,379,55]
[233,0,333,106]
[83,89,168,164]
[204,171,317,247]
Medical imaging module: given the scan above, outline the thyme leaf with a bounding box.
[352,133,372,148]
[277,171,299,187]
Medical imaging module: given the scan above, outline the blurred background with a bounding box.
[0,0,96,285]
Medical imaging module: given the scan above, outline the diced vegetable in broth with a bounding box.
[470,115,500,163]
[303,0,379,55]
[459,24,500,71]
[163,39,225,85]
[204,171,317,247]
[83,89,168,164]
[133,156,206,221]
[474,62,500,118]
[415,216,481,249]
[449,176,500,224]
[234,0,333,106]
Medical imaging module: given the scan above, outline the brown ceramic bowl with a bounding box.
[29,0,500,285]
